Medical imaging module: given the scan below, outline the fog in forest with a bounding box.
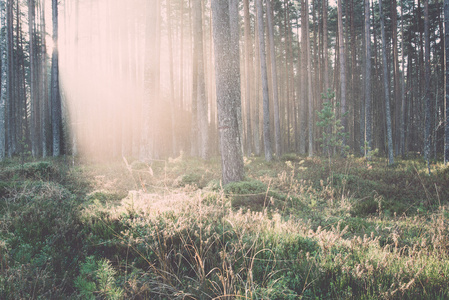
[60,0,195,159]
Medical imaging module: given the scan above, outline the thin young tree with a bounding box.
[266,0,281,157]
[379,0,394,165]
[211,0,244,184]
[51,0,62,156]
[256,0,272,161]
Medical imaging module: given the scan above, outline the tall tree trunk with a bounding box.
[445,0,449,164]
[253,10,261,156]
[243,0,252,156]
[424,0,431,171]
[256,0,272,161]
[305,0,313,156]
[337,0,347,150]
[392,0,401,155]
[28,0,38,156]
[167,0,177,156]
[51,0,62,156]
[323,0,329,91]
[379,0,394,165]
[0,0,7,160]
[229,0,243,156]
[140,0,159,162]
[364,0,371,157]
[211,0,244,184]
[299,0,307,154]
[266,0,281,157]
[400,1,406,158]
[193,0,208,159]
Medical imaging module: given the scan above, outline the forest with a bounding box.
[0,0,449,298]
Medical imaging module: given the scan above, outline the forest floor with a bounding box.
[0,153,449,299]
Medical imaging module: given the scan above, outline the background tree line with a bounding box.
[0,0,448,173]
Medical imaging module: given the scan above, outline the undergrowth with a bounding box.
[0,154,448,298]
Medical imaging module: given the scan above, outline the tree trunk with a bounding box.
[445,0,449,164]
[337,0,347,150]
[229,0,243,156]
[305,0,313,157]
[323,0,329,91]
[211,0,244,184]
[256,0,272,161]
[243,0,252,156]
[0,0,7,160]
[140,0,159,162]
[379,0,394,165]
[364,0,371,157]
[424,0,431,171]
[193,0,208,159]
[299,0,307,154]
[266,0,281,157]
[51,0,62,156]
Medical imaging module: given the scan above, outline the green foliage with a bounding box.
[74,256,123,299]
[0,157,449,299]
[317,91,350,156]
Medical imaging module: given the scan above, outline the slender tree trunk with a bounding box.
[337,0,347,150]
[254,10,261,156]
[0,0,7,160]
[392,0,401,156]
[193,0,208,159]
[229,0,243,155]
[364,0,371,157]
[379,0,394,165]
[51,0,62,156]
[256,0,272,161]
[424,0,431,171]
[140,0,159,162]
[299,0,307,154]
[167,0,177,156]
[305,0,313,156]
[323,0,329,91]
[445,0,449,164]
[243,0,252,156]
[266,0,281,157]
[211,0,244,184]
[400,1,406,158]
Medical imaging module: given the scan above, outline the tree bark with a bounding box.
[0,0,7,160]
[305,0,313,156]
[424,0,431,171]
[243,0,253,156]
[51,0,62,156]
[337,0,347,150]
[379,0,394,165]
[364,0,371,157]
[140,0,159,162]
[256,0,272,161]
[444,0,449,164]
[266,0,281,157]
[211,0,244,184]
[193,0,208,159]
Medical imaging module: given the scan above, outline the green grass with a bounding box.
[0,154,448,298]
